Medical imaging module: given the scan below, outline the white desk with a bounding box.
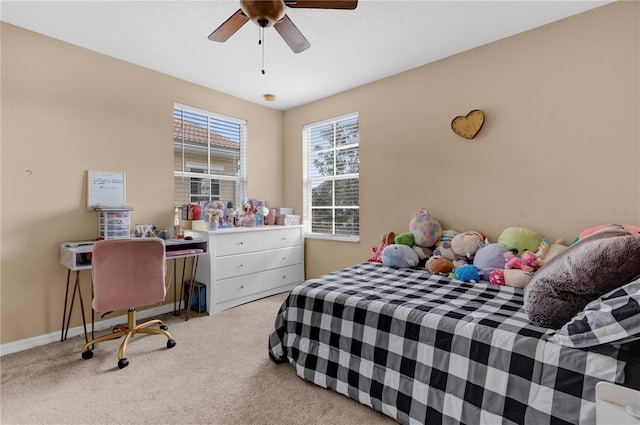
[59,238,208,343]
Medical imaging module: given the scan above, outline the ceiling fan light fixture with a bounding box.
[240,0,286,28]
[264,94,276,102]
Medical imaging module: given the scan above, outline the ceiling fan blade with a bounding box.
[285,0,357,9]
[208,9,250,42]
[274,14,310,54]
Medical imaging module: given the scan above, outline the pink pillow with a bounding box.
[579,224,640,240]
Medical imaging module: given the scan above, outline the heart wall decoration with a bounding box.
[451,110,485,139]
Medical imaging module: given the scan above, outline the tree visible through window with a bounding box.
[303,112,359,239]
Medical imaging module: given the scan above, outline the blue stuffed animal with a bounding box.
[381,244,419,268]
[450,264,481,283]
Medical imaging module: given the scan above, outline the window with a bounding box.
[186,163,223,203]
[303,112,359,241]
[173,103,247,209]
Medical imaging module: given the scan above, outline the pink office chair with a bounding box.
[80,238,176,369]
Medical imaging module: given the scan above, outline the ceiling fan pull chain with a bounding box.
[260,26,266,75]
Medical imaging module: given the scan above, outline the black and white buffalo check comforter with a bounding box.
[268,262,629,425]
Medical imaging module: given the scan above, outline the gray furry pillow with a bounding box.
[524,230,640,329]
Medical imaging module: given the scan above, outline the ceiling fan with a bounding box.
[208,0,358,54]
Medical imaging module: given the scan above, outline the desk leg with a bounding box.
[173,255,202,321]
[185,256,200,321]
[173,259,187,316]
[61,269,72,342]
[61,271,89,343]
[76,275,89,345]
[90,276,95,345]
[172,259,179,316]
[183,258,192,321]
[63,272,79,341]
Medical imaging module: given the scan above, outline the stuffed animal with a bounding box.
[534,239,550,262]
[436,229,458,247]
[368,232,396,263]
[412,245,433,263]
[521,251,541,270]
[489,269,532,288]
[427,256,455,275]
[540,239,568,265]
[381,244,420,268]
[497,227,544,256]
[449,264,481,283]
[473,242,508,277]
[504,251,539,272]
[433,241,456,261]
[450,231,485,262]
[409,209,443,248]
[432,229,458,260]
[394,232,433,266]
[394,232,414,246]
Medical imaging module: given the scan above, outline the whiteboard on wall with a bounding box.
[87,170,126,210]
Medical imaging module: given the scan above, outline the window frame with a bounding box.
[173,103,247,208]
[302,112,360,243]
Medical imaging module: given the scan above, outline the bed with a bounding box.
[268,261,640,425]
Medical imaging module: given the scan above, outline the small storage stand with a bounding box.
[95,205,133,239]
[183,280,207,314]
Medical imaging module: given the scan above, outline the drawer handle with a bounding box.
[239,241,244,245]
[281,237,287,240]
[282,256,287,261]
[239,263,244,267]
[240,285,244,289]
[282,275,286,279]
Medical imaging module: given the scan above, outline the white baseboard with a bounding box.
[0,303,177,356]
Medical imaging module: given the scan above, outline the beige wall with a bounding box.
[283,1,640,279]
[2,1,639,345]
[1,23,283,344]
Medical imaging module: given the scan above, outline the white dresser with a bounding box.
[190,225,304,314]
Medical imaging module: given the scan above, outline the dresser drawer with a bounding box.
[215,231,264,257]
[264,228,302,250]
[264,264,304,291]
[264,247,302,271]
[215,252,263,280]
[215,273,263,304]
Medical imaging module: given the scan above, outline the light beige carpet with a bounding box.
[1,292,394,425]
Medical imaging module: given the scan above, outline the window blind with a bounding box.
[303,112,359,240]
[173,103,247,206]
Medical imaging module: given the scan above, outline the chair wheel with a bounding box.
[167,339,176,349]
[81,350,93,360]
[118,358,129,369]
[160,324,168,331]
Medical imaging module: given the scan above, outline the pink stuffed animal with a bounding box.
[489,269,532,288]
[368,232,396,263]
[504,251,540,272]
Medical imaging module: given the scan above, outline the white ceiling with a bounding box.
[1,0,611,111]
